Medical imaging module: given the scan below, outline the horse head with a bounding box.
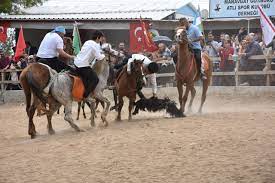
[175,27,188,44]
[132,58,144,76]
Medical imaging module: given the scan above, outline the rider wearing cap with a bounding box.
[74,30,105,98]
[37,26,74,72]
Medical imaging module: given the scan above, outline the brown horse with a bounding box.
[175,28,212,114]
[115,60,144,121]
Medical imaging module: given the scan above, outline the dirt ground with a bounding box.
[0,88,275,183]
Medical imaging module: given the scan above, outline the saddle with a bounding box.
[68,74,85,102]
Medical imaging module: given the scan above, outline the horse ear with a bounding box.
[141,58,145,63]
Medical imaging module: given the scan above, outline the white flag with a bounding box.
[258,6,275,45]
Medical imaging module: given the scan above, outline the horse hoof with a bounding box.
[90,121,95,127]
[30,133,36,139]
[116,117,121,122]
[76,117,79,120]
[48,130,55,135]
[103,122,108,127]
[78,129,85,132]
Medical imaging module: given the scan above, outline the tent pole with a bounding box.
[247,19,250,34]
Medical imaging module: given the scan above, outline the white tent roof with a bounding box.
[1,0,193,20]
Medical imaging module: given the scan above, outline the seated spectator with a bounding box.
[152,43,171,62]
[239,34,264,85]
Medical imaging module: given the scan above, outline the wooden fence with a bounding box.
[155,53,275,86]
[1,53,275,103]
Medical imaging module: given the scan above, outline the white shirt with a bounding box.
[37,32,64,58]
[74,40,105,68]
[127,54,157,94]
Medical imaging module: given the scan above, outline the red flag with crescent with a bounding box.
[129,20,157,53]
[0,22,10,43]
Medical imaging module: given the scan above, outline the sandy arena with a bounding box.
[0,87,275,183]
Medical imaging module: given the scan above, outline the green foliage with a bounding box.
[0,0,45,14]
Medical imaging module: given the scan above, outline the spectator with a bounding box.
[239,34,264,85]
[0,52,10,70]
[237,27,248,43]
[237,39,247,55]
[205,32,220,57]
[266,36,275,53]
[219,40,235,85]
[17,54,28,69]
[170,43,178,64]
[25,41,38,55]
[118,42,130,58]
[204,32,220,74]
[28,55,36,64]
[152,43,171,62]
[218,32,225,47]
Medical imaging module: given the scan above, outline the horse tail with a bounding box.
[19,69,32,115]
[26,71,48,105]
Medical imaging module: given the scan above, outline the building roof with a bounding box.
[0,0,195,21]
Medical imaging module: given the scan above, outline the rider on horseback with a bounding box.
[36,26,74,72]
[177,18,207,80]
[74,30,105,98]
[126,54,159,98]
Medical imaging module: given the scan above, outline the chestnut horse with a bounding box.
[115,60,144,121]
[175,28,212,114]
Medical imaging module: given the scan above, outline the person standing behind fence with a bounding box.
[219,40,235,86]
[239,34,263,86]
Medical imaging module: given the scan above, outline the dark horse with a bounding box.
[115,60,144,121]
[175,27,212,114]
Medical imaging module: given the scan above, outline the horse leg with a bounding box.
[47,99,61,135]
[128,98,135,121]
[110,89,118,111]
[177,81,184,113]
[116,96,123,121]
[28,95,40,139]
[181,85,191,115]
[82,102,87,119]
[76,102,81,120]
[64,101,83,132]
[198,80,209,114]
[95,95,110,127]
[88,99,96,127]
[188,86,196,113]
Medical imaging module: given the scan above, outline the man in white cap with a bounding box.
[37,26,74,72]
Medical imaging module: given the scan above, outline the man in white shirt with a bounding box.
[126,54,159,98]
[74,30,105,98]
[37,26,74,72]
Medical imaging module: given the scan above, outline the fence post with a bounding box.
[1,71,5,103]
[266,52,272,86]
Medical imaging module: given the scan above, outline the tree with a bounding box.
[0,0,45,14]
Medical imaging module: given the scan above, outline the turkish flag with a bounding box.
[129,21,157,53]
[14,26,26,62]
[0,22,10,43]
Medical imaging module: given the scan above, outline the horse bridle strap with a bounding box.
[175,54,195,81]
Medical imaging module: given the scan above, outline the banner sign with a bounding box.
[209,0,275,18]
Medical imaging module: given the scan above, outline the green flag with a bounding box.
[73,24,81,55]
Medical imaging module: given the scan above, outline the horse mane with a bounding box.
[63,37,74,55]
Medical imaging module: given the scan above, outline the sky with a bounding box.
[191,0,209,10]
